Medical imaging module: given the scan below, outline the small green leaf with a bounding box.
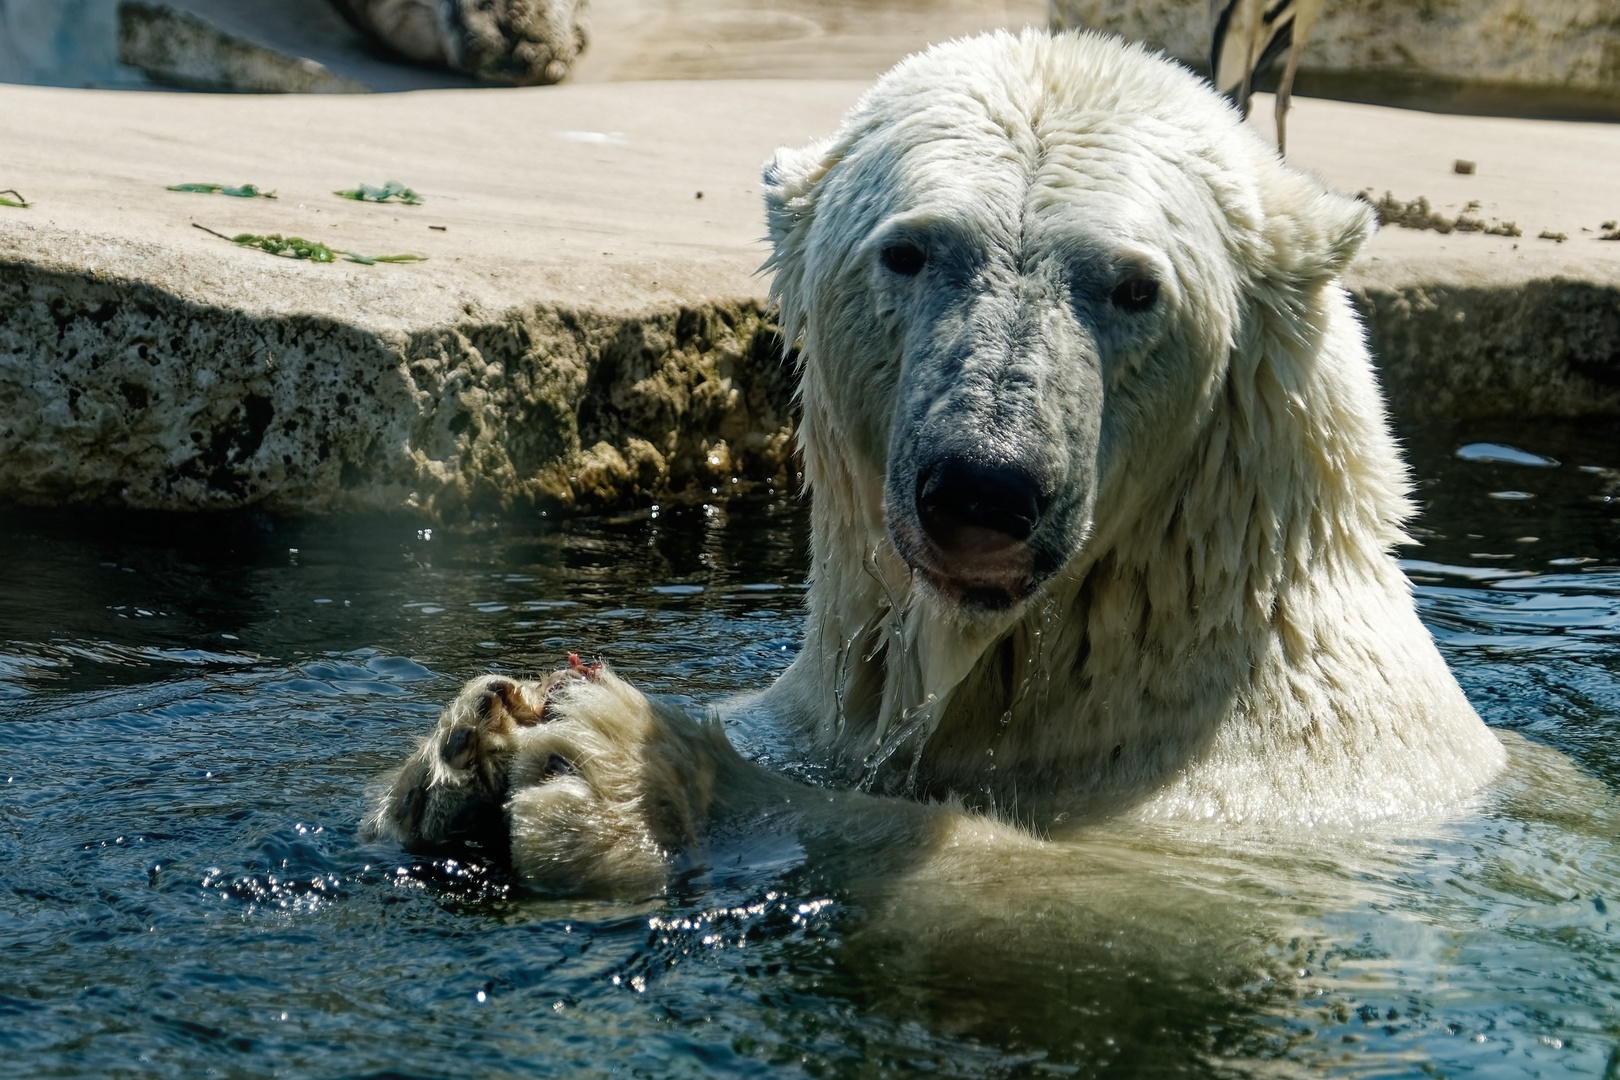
[168,182,276,198]
[334,180,422,205]
[197,224,425,266]
[0,189,30,208]
[227,232,338,262]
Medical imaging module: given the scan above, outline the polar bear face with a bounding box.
[765,31,1372,614]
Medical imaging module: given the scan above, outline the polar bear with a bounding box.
[366,29,1506,894]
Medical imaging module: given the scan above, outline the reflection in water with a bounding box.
[1,418,1618,1077]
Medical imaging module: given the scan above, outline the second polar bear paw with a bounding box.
[329,0,589,85]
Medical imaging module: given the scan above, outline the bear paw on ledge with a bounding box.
[329,0,589,85]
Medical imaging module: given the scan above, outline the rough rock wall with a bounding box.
[119,2,370,92]
[0,264,795,520]
[1051,0,1620,97]
[327,0,590,85]
[1351,279,1620,423]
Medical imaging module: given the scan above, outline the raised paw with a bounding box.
[366,668,578,853]
[368,656,734,898]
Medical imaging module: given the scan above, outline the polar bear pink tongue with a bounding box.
[914,534,1035,608]
[909,517,1035,607]
[924,521,1023,557]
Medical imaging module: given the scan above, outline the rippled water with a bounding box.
[3,418,1618,1078]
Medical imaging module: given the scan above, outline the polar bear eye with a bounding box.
[880,242,927,276]
[1110,277,1159,312]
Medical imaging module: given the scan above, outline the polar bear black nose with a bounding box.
[916,459,1045,545]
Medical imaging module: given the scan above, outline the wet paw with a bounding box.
[369,655,723,897]
[441,677,536,767]
[367,668,573,851]
[498,662,721,897]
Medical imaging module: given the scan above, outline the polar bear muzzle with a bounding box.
[910,456,1045,608]
[879,266,1104,612]
[888,435,1093,610]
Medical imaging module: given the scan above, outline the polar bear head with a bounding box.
[764,30,1375,616]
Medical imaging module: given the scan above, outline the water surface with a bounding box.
[2,418,1619,1078]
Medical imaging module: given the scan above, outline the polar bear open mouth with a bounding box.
[890,456,1047,609]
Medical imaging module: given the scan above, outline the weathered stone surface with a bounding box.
[3,0,1051,91]
[1052,0,1620,105]
[1351,280,1620,423]
[2,0,493,93]
[0,262,794,516]
[328,0,589,86]
[569,0,1047,82]
[0,78,850,519]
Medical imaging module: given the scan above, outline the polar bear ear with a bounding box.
[761,136,843,341]
[1259,169,1377,287]
[763,137,839,247]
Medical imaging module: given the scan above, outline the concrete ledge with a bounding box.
[0,81,1617,518]
[1352,279,1620,423]
[1277,94,1620,422]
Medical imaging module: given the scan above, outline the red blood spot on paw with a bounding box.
[539,654,603,721]
[566,653,603,681]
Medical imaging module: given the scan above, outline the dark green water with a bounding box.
[2,418,1618,1078]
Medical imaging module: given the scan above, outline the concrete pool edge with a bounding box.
[0,254,798,519]
[1350,275,1620,425]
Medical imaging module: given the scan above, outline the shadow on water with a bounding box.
[2,417,1619,1077]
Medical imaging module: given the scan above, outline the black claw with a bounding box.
[442,727,476,769]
